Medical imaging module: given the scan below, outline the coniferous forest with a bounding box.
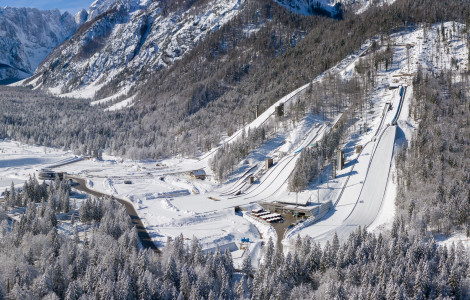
[1,0,470,161]
[0,70,469,298]
[1,0,470,299]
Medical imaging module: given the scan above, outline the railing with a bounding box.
[242,211,278,243]
[283,201,332,240]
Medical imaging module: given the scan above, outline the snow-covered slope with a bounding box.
[344,0,397,14]
[273,0,397,16]
[285,22,469,246]
[0,7,79,83]
[25,0,244,99]
[273,0,340,16]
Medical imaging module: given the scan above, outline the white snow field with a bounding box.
[0,140,78,190]
[1,23,467,263]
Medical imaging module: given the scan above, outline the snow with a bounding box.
[27,0,246,102]
[355,0,397,15]
[2,22,468,265]
[0,7,78,82]
[243,212,277,244]
[436,233,470,251]
[104,95,136,111]
[0,31,379,265]
[367,160,397,233]
[50,81,104,99]
[274,0,338,16]
[0,140,76,189]
[200,39,374,163]
[90,88,131,106]
[285,22,469,246]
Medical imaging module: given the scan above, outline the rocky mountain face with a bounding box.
[26,0,244,98]
[22,0,390,99]
[0,7,79,83]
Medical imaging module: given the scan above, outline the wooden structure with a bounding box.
[190,169,206,180]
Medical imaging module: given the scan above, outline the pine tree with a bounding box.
[241,249,252,279]
[164,256,179,289]
[9,181,15,207]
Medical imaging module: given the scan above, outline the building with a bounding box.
[265,158,273,170]
[190,169,206,180]
[38,169,65,181]
[258,201,313,217]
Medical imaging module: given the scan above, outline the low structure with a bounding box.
[203,242,238,254]
[258,201,317,218]
[356,145,363,153]
[336,149,344,170]
[190,169,206,180]
[38,169,65,181]
[265,158,273,170]
[275,103,284,117]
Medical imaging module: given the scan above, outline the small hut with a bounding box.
[190,169,206,180]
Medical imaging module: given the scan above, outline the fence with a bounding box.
[283,200,332,240]
[242,211,278,244]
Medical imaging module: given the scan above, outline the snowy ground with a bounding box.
[0,140,76,190]
[1,22,467,264]
[436,232,470,251]
[285,22,468,246]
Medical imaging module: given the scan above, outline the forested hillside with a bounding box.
[1,0,467,163]
[395,68,470,237]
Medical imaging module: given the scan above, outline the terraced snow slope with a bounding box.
[285,22,468,246]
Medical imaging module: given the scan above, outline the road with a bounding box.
[70,176,159,252]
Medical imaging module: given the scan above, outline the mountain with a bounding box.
[273,0,341,16]
[271,0,397,16]
[0,7,79,83]
[25,0,244,98]
[23,0,396,99]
